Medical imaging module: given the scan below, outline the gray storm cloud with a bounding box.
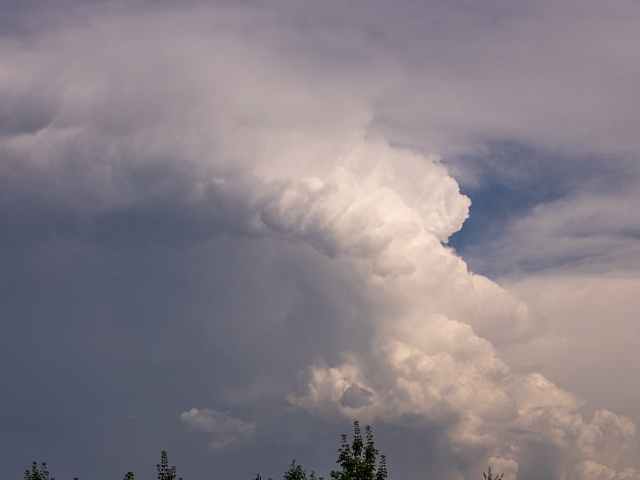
[2,4,640,480]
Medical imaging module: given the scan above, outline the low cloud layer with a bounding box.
[2,2,640,480]
[180,409,257,450]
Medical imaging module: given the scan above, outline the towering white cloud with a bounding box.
[1,4,640,480]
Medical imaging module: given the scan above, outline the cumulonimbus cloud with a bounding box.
[1,5,639,479]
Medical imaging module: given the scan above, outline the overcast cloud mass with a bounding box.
[2,1,640,479]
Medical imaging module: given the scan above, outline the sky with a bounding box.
[1,1,640,479]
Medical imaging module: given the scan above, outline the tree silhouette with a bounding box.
[157,451,182,480]
[482,467,504,480]
[330,421,387,480]
[24,462,54,480]
[255,474,274,480]
[284,460,307,480]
